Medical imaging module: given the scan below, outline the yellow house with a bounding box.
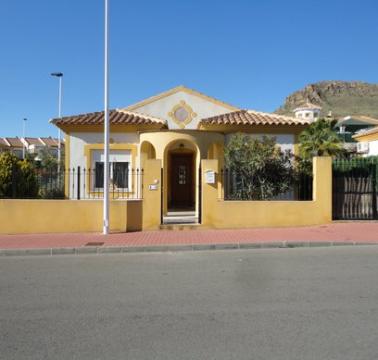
[50,85,322,229]
[353,126,378,156]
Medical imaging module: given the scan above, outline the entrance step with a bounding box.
[159,223,202,231]
[166,211,196,217]
[163,211,198,225]
[163,216,198,225]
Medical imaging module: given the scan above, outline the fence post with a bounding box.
[198,165,202,224]
[77,166,81,200]
[373,164,378,219]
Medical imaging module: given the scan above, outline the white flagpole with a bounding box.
[103,0,110,235]
[58,75,62,174]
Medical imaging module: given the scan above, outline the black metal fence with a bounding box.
[35,168,65,199]
[1,167,143,200]
[333,158,378,220]
[66,167,143,200]
[221,168,313,201]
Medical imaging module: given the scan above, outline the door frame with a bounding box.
[167,151,195,211]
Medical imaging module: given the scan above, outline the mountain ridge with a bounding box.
[276,81,378,118]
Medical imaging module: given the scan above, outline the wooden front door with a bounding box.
[169,153,194,210]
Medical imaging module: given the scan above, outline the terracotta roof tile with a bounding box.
[200,110,310,126]
[51,109,166,126]
[5,137,23,147]
[24,137,43,146]
[39,137,60,146]
[0,138,9,147]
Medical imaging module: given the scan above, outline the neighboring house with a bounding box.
[334,115,378,151]
[22,137,45,159]
[51,85,310,220]
[293,103,321,122]
[293,108,378,152]
[335,115,378,134]
[3,137,24,158]
[0,138,9,152]
[353,126,378,156]
[0,136,64,159]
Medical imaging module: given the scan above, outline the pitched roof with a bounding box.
[0,138,9,147]
[200,110,310,126]
[39,137,60,146]
[125,85,239,111]
[353,126,378,139]
[339,115,378,125]
[50,109,166,126]
[24,137,43,146]
[5,137,23,147]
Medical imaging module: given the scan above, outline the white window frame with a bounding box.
[91,150,132,192]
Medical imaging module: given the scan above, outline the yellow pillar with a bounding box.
[313,156,333,223]
[201,159,219,227]
[142,159,162,229]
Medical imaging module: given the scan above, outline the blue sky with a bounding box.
[1,0,377,137]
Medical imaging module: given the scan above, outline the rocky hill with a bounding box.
[276,81,378,118]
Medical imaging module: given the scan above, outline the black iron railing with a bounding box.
[66,167,143,200]
[1,167,143,200]
[220,168,313,201]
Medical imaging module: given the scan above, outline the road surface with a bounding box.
[1,246,378,360]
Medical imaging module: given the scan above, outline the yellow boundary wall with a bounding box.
[0,158,331,234]
[0,200,143,234]
[0,159,162,234]
[201,157,332,228]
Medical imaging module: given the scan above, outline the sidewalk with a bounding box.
[0,222,378,255]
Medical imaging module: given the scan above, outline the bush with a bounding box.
[39,187,65,199]
[0,152,19,197]
[0,152,39,198]
[18,159,39,198]
[224,134,295,200]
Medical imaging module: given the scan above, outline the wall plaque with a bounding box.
[205,170,216,184]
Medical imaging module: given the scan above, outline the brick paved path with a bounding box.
[0,222,377,250]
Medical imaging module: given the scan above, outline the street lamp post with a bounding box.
[50,72,63,173]
[22,118,27,159]
[103,0,110,235]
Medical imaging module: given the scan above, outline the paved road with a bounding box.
[1,247,378,360]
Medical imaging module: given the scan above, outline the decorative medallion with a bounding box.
[168,101,197,128]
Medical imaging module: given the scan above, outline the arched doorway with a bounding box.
[163,139,199,222]
[167,141,196,210]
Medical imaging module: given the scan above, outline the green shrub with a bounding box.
[224,134,294,200]
[0,152,39,198]
[18,159,39,198]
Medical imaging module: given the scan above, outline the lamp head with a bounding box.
[51,72,63,77]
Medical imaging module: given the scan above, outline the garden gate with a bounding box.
[332,158,378,220]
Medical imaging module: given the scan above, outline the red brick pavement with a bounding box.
[0,222,377,250]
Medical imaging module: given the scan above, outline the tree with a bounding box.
[37,147,58,170]
[224,134,294,200]
[0,152,39,198]
[0,152,19,197]
[17,159,39,198]
[298,118,343,159]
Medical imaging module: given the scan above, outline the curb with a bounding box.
[0,241,377,257]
